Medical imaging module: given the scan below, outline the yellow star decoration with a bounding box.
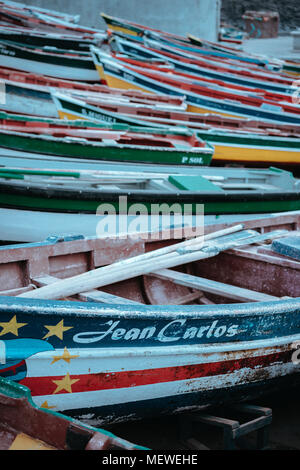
[0,315,27,337]
[51,347,79,365]
[40,401,56,410]
[52,373,79,394]
[43,320,73,340]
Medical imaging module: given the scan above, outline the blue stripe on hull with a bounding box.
[103,63,300,125]
[1,296,300,348]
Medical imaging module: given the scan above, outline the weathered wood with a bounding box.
[20,225,245,300]
[272,236,300,261]
[151,269,279,302]
[32,275,141,304]
[0,285,36,296]
[168,291,203,305]
[78,290,141,305]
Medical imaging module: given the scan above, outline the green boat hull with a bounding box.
[0,131,213,166]
[0,189,299,215]
[2,110,300,152]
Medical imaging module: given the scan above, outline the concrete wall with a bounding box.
[15,0,221,41]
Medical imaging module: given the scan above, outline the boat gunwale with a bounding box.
[0,179,299,201]
[1,294,300,322]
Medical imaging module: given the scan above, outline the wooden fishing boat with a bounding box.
[283,60,300,77]
[52,90,178,127]
[0,2,103,36]
[0,66,186,106]
[0,41,100,81]
[156,33,281,70]
[0,165,298,216]
[0,0,81,25]
[143,33,282,73]
[110,35,294,96]
[142,34,284,76]
[113,51,296,105]
[51,92,300,170]
[113,26,276,75]
[0,214,299,424]
[2,79,186,118]
[0,377,146,450]
[189,33,299,79]
[0,138,297,178]
[100,13,283,70]
[91,49,300,126]
[0,25,105,51]
[101,12,156,38]
[2,108,299,135]
[0,121,213,166]
[101,13,268,66]
[141,26,280,71]
[0,67,186,117]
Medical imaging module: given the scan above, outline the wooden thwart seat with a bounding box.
[151,269,279,302]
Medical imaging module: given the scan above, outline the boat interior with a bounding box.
[0,166,298,193]
[0,214,299,306]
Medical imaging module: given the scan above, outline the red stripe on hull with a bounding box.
[20,349,291,396]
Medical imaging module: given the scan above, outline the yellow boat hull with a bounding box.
[57,109,299,166]
[98,67,154,94]
[213,143,300,165]
[58,110,88,121]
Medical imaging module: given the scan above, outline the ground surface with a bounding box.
[241,35,300,60]
[85,388,300,451]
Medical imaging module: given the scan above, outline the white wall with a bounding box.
[15,0,220,41]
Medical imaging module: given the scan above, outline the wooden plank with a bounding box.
[168,291,203,305]
[232,246,300,270]
[151,269,279,302]
[0,285,36,296]
[32,275,141,305]
[271,236,300,261]
[78,290,141,305]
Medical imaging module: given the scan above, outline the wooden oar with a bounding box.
[19,223,244,297]
[19,224,245,301]
[19,228,286,301]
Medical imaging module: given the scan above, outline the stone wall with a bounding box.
[221,0,300,32]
